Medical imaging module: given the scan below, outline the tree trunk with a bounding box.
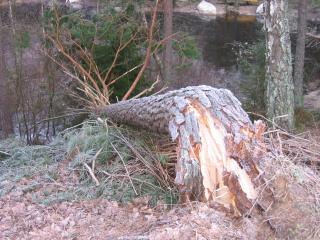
[265,0,294,130]
[235,0,239,9]
[100,86,266,216]
[8,0,31,142]
[293,0,307,108]
[163,0,173,84]
[0,11,14,138]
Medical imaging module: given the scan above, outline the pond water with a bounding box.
[166,13,263,100]
[174,13,261,67]
[169,12,319,104]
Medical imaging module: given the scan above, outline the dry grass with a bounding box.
[2,118,320,239]
[256,129,320,239]
[0,119,178,205]
[59,119,178,205]
[66,120,320,239]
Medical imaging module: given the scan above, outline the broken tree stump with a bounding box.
[100,85,266,215]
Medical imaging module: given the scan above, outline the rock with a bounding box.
[304,89,320,110]
[256,3,265,24]
[114,7,122,12]
[197,0,217,15]
[256,3,264,15]
[66,0,82,10]
[308,79,320,91]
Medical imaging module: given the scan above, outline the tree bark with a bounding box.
[163,0,173,84]
[0,11,14,138]
[100,85,266,216]
[264,0,295,130]
[293,0,307,108]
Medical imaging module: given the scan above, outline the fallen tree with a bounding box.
[99,85,266,216]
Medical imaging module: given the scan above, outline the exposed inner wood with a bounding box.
[101,86,266,215]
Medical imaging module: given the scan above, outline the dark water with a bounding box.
[171,13,320,99]
[173,13,262,68]
[162,13,264,98]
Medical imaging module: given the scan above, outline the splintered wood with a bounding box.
[101,85,266,215]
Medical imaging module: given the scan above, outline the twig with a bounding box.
[152,86,169,96]
[131,75,160,99]
[306,32,320,40]
[0,150,11,157]
[110,142,138,195]
[83,162,100,186]
[248,112,288,132]
[111,127,172,189]
[106,63,143,87]
[43,48,109,107]
[103,30,139,84]
[101,170,163,191]
[92,148,102,172]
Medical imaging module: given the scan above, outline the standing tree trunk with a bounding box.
[163,0,173,85]
[265,0,294,130]
[8,0,31,142]
[100,86,266,216]
[293,0,308,108]
[0,11,14,138]
[235,0,239,10]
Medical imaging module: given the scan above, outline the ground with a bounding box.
[1,122,320,239]
[0,159,269,240]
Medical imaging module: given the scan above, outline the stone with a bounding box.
[197,1,217,15]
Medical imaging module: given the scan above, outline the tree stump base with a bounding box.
[100,85,266,215]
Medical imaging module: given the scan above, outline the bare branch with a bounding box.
[0,150,11,157]
[307,32,320,40]
[122,0,160,101]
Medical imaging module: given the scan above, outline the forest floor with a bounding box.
[0,127,270,240]
[0,163,270,240]
[1,120,320,239]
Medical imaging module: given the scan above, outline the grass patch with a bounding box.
[61,119,177,205]
[0,137,64,196]
[0,119,178,206]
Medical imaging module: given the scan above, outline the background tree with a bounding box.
[0,12,14,138]
[264,0,294,130]
[163,0,174,84]
[293,0,308,108]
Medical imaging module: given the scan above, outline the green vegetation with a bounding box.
[0,138,63,183]
[173,35,199,60]
[44,3,149,100]
[43,3,199,103]
[16,31,31,49]
[0,119,177,206]
[311,0,320,7]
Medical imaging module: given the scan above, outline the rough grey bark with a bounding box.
[101,85,266,215]
[293,0,307,108]
[265,0,295,130]
[163,0,173,84]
